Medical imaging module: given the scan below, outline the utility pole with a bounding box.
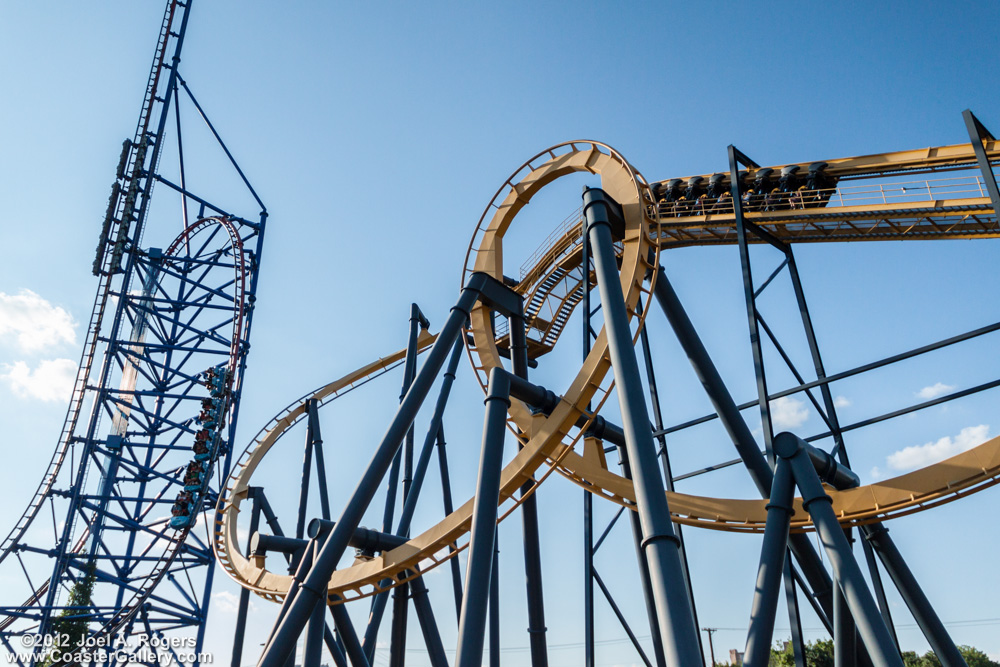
[702,628,717,667]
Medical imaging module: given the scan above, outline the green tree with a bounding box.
[922,650,943,667]
[775,642,999,667]
[769,640,794,667]
[43,564,96,666]
[958,646,1000,667]
[804,639,834,667]
[769,639,834,667]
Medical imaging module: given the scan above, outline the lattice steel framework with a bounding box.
[0,2,268,665]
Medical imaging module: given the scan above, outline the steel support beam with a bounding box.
[329,602,371,667]
[363,338,465,657]
[303,547,326,667]
[455,369,510,667]
[728,146,776,463]
[308,400,332,521]
[835,578,858,667]
[231,487,263,667]
[592,567,654,667]
[652,266,835,629]
[258,278,488,667]
[295,412,316,541]
[775,434,901,667]
[862,524,967,667]
[963,109,1000,214]
[638,301,701,663]
[582,213,596,667]
[322,626,349,667]
[489,533,501,667]
[435,427,464,618]
[388,581,408,667]
[782,552,807,667]
[743,459,795,667]
[584,188,701,666]
[616,446,668,667]
[410,573,449,667]
[510,311,549,667]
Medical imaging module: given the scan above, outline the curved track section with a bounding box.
[216,141,659,602]
[0,0,185,568]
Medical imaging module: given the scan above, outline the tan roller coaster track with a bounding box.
[214,139,1000,604]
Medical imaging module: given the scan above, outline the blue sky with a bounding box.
[2,2,1000,665]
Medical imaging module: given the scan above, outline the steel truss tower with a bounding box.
[0,2,268,665]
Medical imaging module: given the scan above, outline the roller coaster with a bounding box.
[2,3,999,667]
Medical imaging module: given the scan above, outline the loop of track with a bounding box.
[214,141,659,602]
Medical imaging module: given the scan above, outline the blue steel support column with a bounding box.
[303,544,326,667]
[616,447,667,667]
[410,573,450,667]
[489,532,501,667]
[323,626,349,667]
[743,459,795,667]
[307,399,332,521]
[861,524,967,667]
[652,266,835,630]
[363,338,465,658]
[725,160,810,667]
[328,602,371,667]
[963,109,1000,214]
[402,304,428,504]
[787,245,897,660]
[862,536,899,648]
[231,488,263,667]
[302,522,370,667]
[295,413,315,540]
[775,434,901,667]
[510,310,549,667]
[727,154,809,667]
[581,217,596,667]
[435,427,464,618]
[455,368,511,667]
[258,280,486,667]
[583,188,701,666]
[260,542,316,664]
[727,147,775,461]
[388,583,408,667]
[638,302,699,666]
[382,305,424,533]
[835,580,857,667]
[782,553,807,667]
[382,307,426,666]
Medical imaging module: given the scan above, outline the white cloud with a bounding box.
[769,396,809,430]
[916,382,955,400]
[869,466,882,481]
[212,590,256,613]
[1,359,77,402]
[886,424,990,472]
[0,289,76,352]
[834,395,851,408]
